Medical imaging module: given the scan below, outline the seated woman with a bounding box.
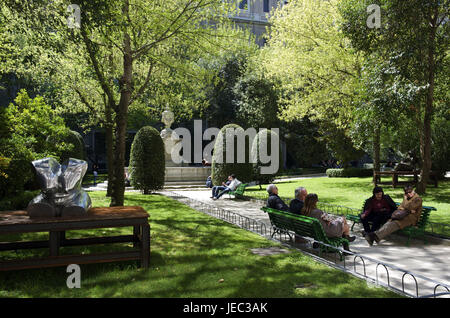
[301,194,355,245]
[360,186,397,236]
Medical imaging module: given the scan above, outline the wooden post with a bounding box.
[140,224,150,269]
[49,231,60,256]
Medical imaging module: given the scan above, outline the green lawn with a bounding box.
[0,192,399,298]
[246,177,450,225]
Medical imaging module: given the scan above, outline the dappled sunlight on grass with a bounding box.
[0,191,400,298]
[247,177,450,224]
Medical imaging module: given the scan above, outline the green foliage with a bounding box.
[204,56,247,128]
[283,118,329,168]
[326,168,373,178]
[0,89,71,197]
[0,190,39,211]
[431,115,450,177]
[211,124,253,185]
[54,130,86,162]
[319,123,366,167]
[250,129,281,186]
[129,126,165,194]
[233,73,280,129]
[261,0,363,127]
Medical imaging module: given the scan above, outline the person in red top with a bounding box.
[360,187,397,236]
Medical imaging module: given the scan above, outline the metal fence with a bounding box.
[163,191,450,298]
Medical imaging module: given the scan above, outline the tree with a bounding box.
[0,89,71,197]
[233,72,281,130]
[339,0,449,193]
[258,0,365,167]
[261,0,363,128]
[129,126,165,194]
[6,0,242,206]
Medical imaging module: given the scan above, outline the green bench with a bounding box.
[261,206,349,259]
[347,203,436,246]
[227,183,247,198]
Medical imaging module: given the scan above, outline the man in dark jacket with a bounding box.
[360,186,397,235]
[266,184,289,211]
[289,187,307,215]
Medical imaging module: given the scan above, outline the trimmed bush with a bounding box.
[211,124,253,185]
[0,190,40,211]
[59,130,86,162]
[326,168,373,178]
[251,129,281,186]
[129,126,165,194]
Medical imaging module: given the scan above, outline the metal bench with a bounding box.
[227,183,247,198]
[347,203,436,246]
[261,206,349,259]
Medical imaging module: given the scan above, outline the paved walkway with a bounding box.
[166,189,450,298]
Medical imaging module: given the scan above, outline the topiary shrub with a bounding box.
[59,130,86,162]
[129,126,165,194]
[211,124,253,185]
[251,129,281,188]
[326,168,373,178]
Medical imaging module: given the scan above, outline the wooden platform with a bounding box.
[0,206,150,271]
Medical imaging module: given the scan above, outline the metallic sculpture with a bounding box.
[27,157,92,218]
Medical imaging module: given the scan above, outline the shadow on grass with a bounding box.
[0,192,402,298]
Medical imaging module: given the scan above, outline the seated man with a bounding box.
[211,176,231,198]
[289,187,307,215]
[266,184,289,211]
[365,185,423,246]
[213,174,241,200]
[360,186,397,236]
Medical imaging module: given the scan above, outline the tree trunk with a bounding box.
[110,9,133,206]
[416,14,437,195]
[105,119,115,197]
[372,125,381,184]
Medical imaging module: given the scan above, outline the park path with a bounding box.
[164,188,450,298]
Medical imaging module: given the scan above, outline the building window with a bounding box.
[264,0,270,12]
[238,0,248,10]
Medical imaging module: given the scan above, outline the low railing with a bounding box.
[163,190,450,298]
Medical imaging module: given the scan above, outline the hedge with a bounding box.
[129,126,165,194]
[211,124,253,185]
[251,129,281,186]
[326,168,373,178]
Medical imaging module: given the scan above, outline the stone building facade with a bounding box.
[230,0,287,46]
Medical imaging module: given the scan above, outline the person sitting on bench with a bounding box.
[301,193,355,244]
[364,185,422,246]
[360,186,397,236]
[212,174,241,200]
[266,184,289,211]
[290,187,307,215]
[211,176,231,198]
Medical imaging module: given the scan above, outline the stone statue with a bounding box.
[160,108,182,167]
[27,157,92,218]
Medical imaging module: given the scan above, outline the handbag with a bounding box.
[391,209,410,220]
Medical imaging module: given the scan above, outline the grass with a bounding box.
[0,191,400,298]
[82,173,108,186]
[245,177,450,225]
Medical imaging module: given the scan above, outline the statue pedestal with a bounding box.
[165,167,211,182]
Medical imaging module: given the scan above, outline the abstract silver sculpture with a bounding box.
[27,157,92,218]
